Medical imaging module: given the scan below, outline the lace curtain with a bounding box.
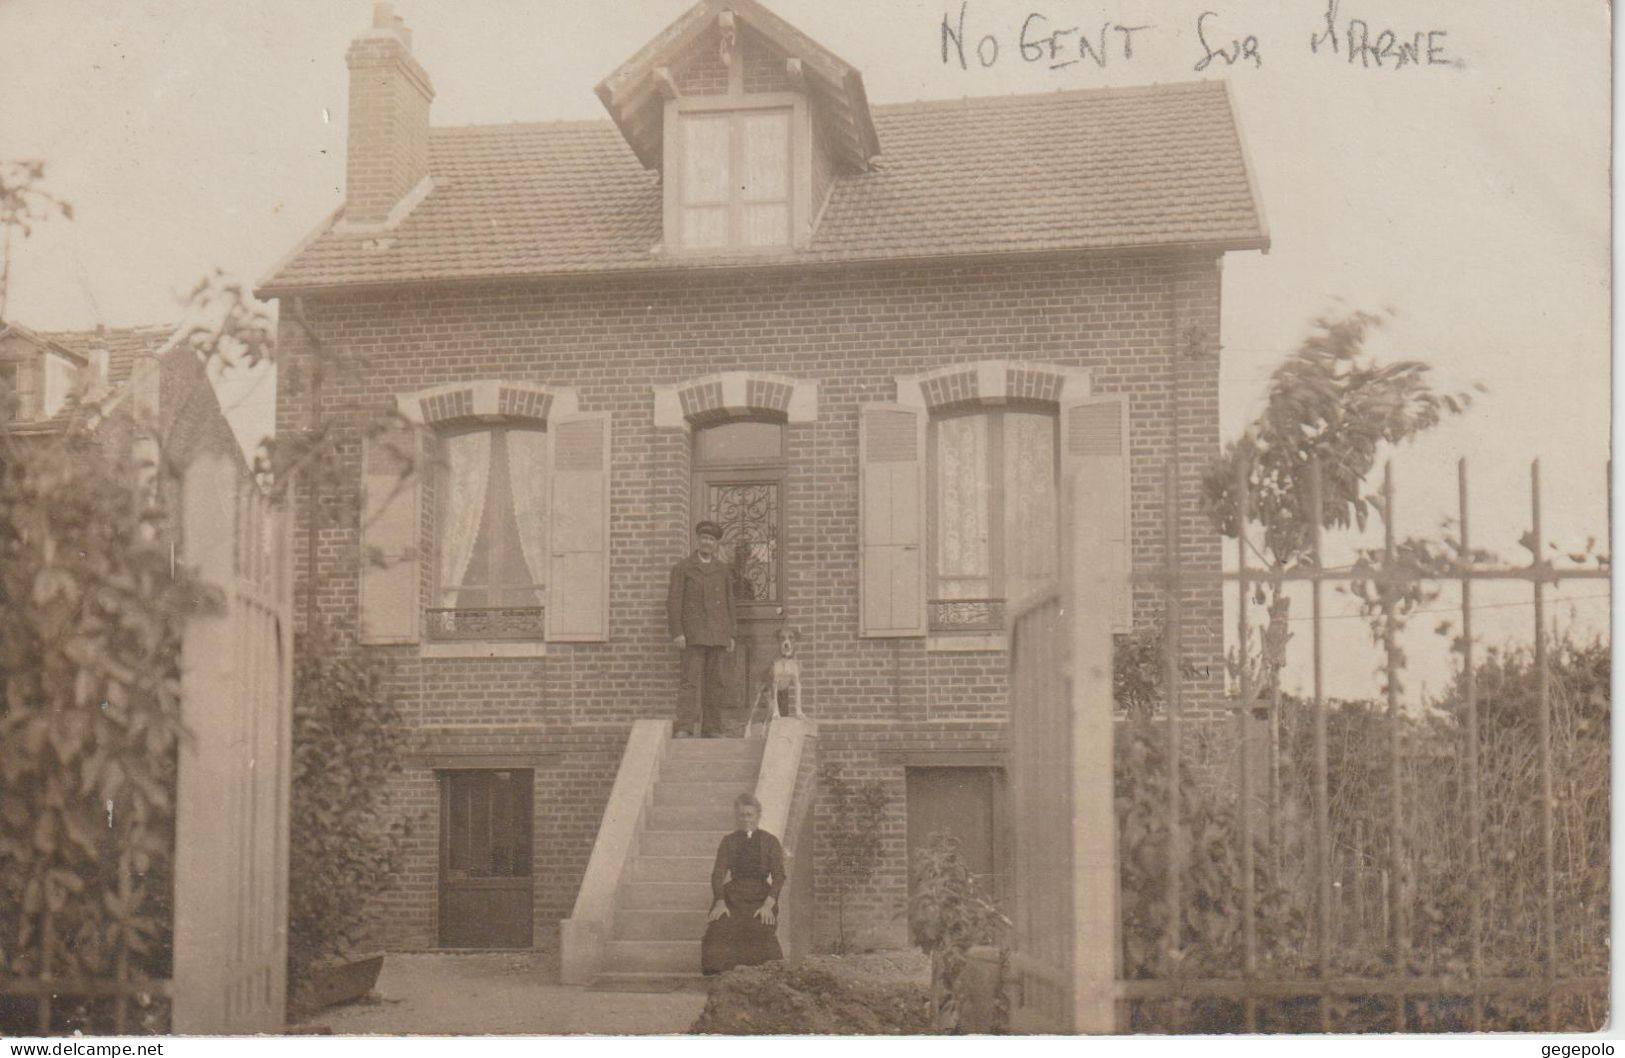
[934,409,1057,605]
[935,413,989,600]
[506,429,549,601]
[1003,410,1059,607]
[439,431,491,607]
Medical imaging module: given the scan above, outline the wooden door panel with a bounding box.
[440,887,533,948]
[439,769,534,948]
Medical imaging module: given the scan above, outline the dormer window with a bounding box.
[0,360,19,425]
[677,106,792,250]
[598,4,881,257]
[0,348,72,424]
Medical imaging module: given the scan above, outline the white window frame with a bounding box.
[926,405,1061,642]
[662,92,812,254]
[429,422,550,629]
[384,382,584,659]
[886,363,1098,652]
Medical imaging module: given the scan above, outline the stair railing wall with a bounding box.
[560,718,672,985]
[754,715,817,958]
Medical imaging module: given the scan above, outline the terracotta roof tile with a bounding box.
[41,324,175,387]
[261,79,1266,293]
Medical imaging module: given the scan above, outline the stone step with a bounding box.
[588,972,708,994]
[654,780,754,806]
[604,939,701,975]
[641,828,723,858]
[613,908,710,941]
[628,855,713,884]
[649,804,735,830]
[619,881,713,910]
[666,738,762,759]
[659,758,759,783]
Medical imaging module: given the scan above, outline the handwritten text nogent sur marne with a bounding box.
[941,0,1453,74]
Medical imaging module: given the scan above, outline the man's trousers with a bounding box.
[678,644,732,737]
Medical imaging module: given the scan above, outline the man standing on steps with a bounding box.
[668,519,737,738]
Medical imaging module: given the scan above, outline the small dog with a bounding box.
[744,628,806,736]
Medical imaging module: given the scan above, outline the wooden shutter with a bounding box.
[1061,395,1131,633]
[546,412,611,642]
[359,423,422,644]
[859,403,927,637]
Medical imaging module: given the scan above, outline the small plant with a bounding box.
[1114,616,1210,719]
[907,831,1009,1033]
[819,762,890,953]
[285,630,409,1009]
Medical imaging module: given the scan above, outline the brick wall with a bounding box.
[275,250,1228,950]
[344,32,433,226]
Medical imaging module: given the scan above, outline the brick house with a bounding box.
[0,319,242,463]
[0,321,171,429]
[260,0,1266,968]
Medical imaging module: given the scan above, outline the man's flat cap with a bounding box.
[695,520,724,539]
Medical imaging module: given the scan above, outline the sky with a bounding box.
[0,0,1610,699]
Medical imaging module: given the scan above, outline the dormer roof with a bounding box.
[594,0,879,173]
[0,322,88,366]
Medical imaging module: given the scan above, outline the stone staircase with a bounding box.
[590,736,762,991]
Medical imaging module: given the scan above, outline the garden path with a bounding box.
[293,951,707,1036]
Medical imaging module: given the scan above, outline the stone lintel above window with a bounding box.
[395,380,578,426]
[895,361,1092,412]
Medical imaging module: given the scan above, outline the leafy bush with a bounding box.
[1275,634,1609,1030]
[1113,631,1609,1033]
[907,832,1009,1033]
[691,952,931,1034]
[285,631,408,1009]
[0,429,211,1034]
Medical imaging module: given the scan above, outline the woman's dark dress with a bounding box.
[700,828,786,975]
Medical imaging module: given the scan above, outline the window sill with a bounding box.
[420,641,549,659]
[926,633,1008,653]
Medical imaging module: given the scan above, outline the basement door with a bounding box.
[905,767,1005,904]
[438,769,534,948]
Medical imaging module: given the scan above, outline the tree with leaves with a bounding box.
[1199,309,1474,862]
[907,832,1008,1033]
[0,161,74,318]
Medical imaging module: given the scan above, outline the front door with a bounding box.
[692,420,787,734]
[438,769,534,947]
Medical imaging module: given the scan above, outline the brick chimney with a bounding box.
[84,323,111,399]
[344,2,435,226]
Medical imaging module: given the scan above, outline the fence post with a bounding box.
[173,452,237,1032]
[1067,468,1121,1033]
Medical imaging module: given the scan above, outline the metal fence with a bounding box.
[1009,456,1610,1033]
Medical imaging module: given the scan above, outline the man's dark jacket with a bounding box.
[667,553,737,646]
